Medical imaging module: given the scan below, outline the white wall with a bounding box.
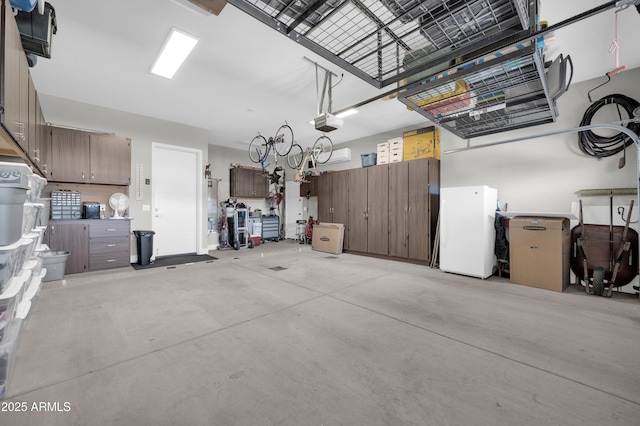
[313,68,640,214]
[39,94,211,255]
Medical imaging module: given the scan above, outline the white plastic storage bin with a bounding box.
[22,202,44,235]
[0,272,28,338]
[0,162,31,246]
[0,318,23,399]
[0,240,23,294]
[42,251,70,282]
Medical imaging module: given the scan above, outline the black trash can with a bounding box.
[133,230,155,265]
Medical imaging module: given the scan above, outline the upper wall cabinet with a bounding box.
[229,167,269,199]
[1,0,29,149]
[89,134,131,185]
[49,126,131,185]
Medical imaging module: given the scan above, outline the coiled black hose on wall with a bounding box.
[579,94,640,158]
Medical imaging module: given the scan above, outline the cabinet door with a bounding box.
[2,5,24,144]
[230,168,255,198]
[36,99,50,179]
[48,222,89,274]
[316,172,332,223]
[388,161,409,258]
[367,165,389,256]
[90,134,131,184]
[50,127,91,182]
[27,72,37,157]
[407,159,431,261]
[331,170,349,247]
[347,168,368,252]
[253,173,269,198]
[299,175,318,197]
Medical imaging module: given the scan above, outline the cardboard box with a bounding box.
[509,217,570,292]
[403,126,440,161]
[312,223,345,254]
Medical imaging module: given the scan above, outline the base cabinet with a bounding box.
[48,222,89,274]
[47,220,131,274]
[89,220,131,270]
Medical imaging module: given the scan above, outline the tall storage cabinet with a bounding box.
[347,168,368,252]
[318,158,439,263]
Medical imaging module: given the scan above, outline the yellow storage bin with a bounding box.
[403,127,441,161]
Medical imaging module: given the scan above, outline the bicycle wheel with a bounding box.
[273,124,294,157]
[313,135,333,164]
[248,135,268,163]
[287,144,304,169]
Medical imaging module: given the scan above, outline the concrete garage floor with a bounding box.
[4,241,640,425]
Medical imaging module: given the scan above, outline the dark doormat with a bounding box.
[131,254,217,270]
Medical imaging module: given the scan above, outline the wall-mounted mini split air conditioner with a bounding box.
[317,147,351,164]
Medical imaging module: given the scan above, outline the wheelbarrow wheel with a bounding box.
[592,267,605,296]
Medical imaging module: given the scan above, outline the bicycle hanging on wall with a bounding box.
[287,135,333,182]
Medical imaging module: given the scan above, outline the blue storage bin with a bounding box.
[361,153,377,167]
[10,0,36,12]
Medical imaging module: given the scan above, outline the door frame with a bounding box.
[151,142,204,256]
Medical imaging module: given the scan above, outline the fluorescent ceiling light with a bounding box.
[335,109,358,118]
[151,28,199,79]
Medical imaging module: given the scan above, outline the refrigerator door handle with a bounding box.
[440,201,446,248]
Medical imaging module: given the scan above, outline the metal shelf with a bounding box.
[229,0,537,88]
[398,43,562,139]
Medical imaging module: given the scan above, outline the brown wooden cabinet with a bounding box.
[47,219,131,274]
[49,126,91,182]
[1,2,28,147]
[230,167,269,198]
[48,221,89,275]
[89,134,131,185]
[318,159,440,263]
[388,158,439,261]
[89,220,131,270]
[49,126,131,185]
[366,164,389,256]
[316,170,349,246]
[35,93,50,179]
[299,175,318,197]
[347,168,367,252]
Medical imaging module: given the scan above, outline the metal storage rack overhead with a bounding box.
[397,42,569,139]
[228,0,537,89]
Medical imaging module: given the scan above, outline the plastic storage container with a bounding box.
[42,251,69,281]
[0,272,27,338]
[0,162,31,246]
[0,240,24,294]
[361,153,377,167]
[0,318,23,399]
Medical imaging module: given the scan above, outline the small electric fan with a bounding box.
[109,193,129,219]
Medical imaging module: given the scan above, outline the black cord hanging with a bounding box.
[578,94,640,158]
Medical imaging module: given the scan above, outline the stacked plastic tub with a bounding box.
[0,161,48,399]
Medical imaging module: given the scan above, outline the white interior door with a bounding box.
[152,143,201,257]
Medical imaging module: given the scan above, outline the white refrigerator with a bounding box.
[440,186,498,279]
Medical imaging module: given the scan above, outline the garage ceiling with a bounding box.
[27,0,640,150]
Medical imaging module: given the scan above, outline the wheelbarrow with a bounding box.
[570,199,638,297]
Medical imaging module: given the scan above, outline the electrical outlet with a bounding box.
[100,204,106,212]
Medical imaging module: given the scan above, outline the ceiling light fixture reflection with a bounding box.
[151,28,199,79]
[335,108,358,118]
